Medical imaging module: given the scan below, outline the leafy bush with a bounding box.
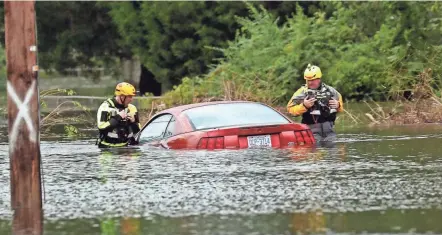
[162,2,442,106]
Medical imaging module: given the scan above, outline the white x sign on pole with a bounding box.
[7,80,37,151]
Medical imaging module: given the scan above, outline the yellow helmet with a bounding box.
[115,82,136,96]
[304,64,322,80]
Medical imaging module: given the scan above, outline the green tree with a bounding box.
[0,2,128,80]
[163,2,442,105]
[108,1,250,91]
[34,2,129,80]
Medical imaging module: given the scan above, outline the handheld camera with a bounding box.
[306,89,337,116]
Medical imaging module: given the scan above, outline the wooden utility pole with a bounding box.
[4,1,43,235]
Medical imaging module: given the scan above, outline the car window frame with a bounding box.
[137,113,173,142]
[163,115,177,139]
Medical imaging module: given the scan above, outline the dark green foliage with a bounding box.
[34,2,127,77]
[1,1,442,102]
[163,2,442,104]
[107,1,250,90]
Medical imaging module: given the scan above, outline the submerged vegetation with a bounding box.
[39,88,95,137]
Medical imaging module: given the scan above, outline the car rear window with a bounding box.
[182,103,290,130]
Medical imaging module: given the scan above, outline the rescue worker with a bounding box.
[96,82,141,148]
[287,64,343,142]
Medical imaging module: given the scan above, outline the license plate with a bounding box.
[247,135,272,148]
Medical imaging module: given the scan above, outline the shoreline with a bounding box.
[1,97,441,138]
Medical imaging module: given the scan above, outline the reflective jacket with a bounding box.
[96,98,141,147]
[286,83,343,125]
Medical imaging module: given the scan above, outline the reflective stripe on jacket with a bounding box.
[96,98,141,147]
[286,83,343,125]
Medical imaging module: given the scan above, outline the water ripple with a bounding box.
[0,132,441,235]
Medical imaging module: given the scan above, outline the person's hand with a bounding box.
[303,97,317,109]
[117,110,127,119]
[127,113,136,123]
[329,99,340,109]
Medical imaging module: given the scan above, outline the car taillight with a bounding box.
[215,137,224,149]
[294,131,304,144]
[207,138,216,149]
[306,130,315,143]
[301,130,314,144]
[198,138,208,149]
[197,137,224,149]
[294,130,315,145]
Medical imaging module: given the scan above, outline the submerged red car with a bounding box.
[135,101,315,149]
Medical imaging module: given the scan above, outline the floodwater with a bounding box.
[0,124,442,234]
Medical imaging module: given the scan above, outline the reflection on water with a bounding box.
[0,124,442,234]
[10,208,436,235]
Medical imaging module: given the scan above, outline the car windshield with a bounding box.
[182,103,290,130]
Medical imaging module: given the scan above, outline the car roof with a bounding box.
[155,100,264,116]
[138,100,295,136]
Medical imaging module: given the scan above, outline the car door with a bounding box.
[137,114,173,147]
